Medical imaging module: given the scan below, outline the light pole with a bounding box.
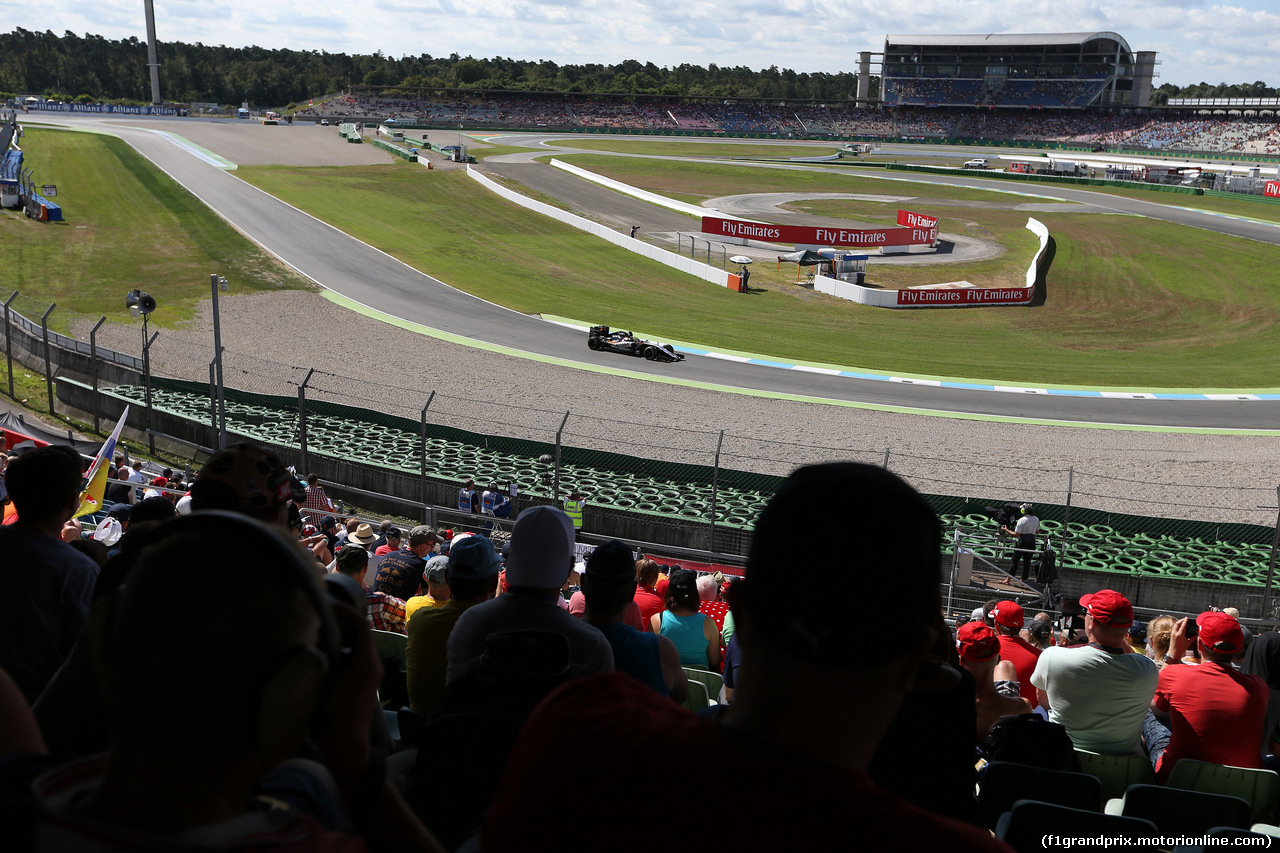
[210,274,229,449]
[125,289,157,452]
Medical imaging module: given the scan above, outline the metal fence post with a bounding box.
[883,448,890,469]
[211,274,229,450]
[297,368,314,473]
[208,359,219,448]
[710,430,724,550]
[4,292,17,399]
[420,391,435,522]
[40,304,55,416]
[143,330,158,455]
[89,317,105,432]
[1063,466,1074,562]
[554,410,569,500]
[1264,485,1280,623]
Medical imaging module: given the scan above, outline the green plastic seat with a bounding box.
[1105,784,1252,837]
[1075,749,1155,802]
[681,678,711,712]
[996,800,1160,853]
[1165,759,1280,824]
[682,666,725,705]
[979,762,1102,829]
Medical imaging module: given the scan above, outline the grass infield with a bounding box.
[7,127,1280,387]
[239,152,1280,387]
[0,127,311,332]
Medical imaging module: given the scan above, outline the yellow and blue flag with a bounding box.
[75,406,130,519]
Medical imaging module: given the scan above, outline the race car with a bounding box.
[587,325,684,363]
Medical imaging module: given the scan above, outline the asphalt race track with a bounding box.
[26,116,1280,431]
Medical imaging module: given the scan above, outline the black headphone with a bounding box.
[93,510,341,756]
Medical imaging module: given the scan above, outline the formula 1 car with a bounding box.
[587,325,684,363]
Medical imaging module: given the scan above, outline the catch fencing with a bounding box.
[5,287,1279,596]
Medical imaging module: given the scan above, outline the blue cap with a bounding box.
[448,536,502,581]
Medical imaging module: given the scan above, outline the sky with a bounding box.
[7,0,1280,89]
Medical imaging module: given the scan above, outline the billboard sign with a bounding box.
[1265,181,1280,198]
[895,286,1034,307]
[896,209,938,228]
[701,216,936,248]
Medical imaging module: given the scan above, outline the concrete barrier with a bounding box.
[813,218,1048,308]
[466,166,732,290]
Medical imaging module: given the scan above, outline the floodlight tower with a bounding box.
[143,0,163,105]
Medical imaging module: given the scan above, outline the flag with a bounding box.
[74,406,129,519]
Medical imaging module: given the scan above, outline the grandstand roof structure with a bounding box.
[880,32,1156,109]
[886,32,1134,53]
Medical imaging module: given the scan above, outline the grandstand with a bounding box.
[881,33,1157,109]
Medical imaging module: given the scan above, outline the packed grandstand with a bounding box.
[294,94,1280,156]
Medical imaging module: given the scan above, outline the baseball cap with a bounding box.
[506,506,575,589]
[320,516,337,530]
[408,525,437,547]
[386,526,402,539]
[107,502,132,522]
[424,554,450,584]
[990,600,1025,629]
[448,536,502,581]
[1197,610,1244,654]
[583,540,636,582]
[1079,589,1133,626]
[92,516,123,546]
[957,621,1001,662]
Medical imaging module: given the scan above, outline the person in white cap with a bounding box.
[444,506,613,683]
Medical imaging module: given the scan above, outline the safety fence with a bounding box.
[4,287,1279,586]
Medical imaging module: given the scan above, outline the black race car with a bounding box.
[587,325,684,363]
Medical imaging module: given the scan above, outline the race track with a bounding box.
[23,115,1280,431]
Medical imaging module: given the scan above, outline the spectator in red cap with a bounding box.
[956,621,1033,739]
[1031,589,1158,755]
[989,600,1041,708]
[1146,611,1268,782]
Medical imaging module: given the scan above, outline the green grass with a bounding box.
[0,127,311,333]
[237,158,1280,387]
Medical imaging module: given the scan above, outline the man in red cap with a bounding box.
[957,621,1034,739]
[988,600,1041,708]
[1030,589,1158,755]
[1146,610,1268,782]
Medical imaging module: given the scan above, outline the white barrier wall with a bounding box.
[814,218,1049,309]
[550,159,765,246]
[550,158,712,219]
[466,166,732,289]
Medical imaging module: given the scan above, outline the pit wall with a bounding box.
[813,219,1047,308]
[465,166,733,290]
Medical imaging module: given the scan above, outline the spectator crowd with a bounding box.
[295,91,1280,156]
[3,438,1280,850]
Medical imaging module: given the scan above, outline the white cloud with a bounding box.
[4,0,1277,85]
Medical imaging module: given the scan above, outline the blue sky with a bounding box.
[7,0,1278,88]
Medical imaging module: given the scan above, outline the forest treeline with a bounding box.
[0,28,862,105]
[1,28,1274,108]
